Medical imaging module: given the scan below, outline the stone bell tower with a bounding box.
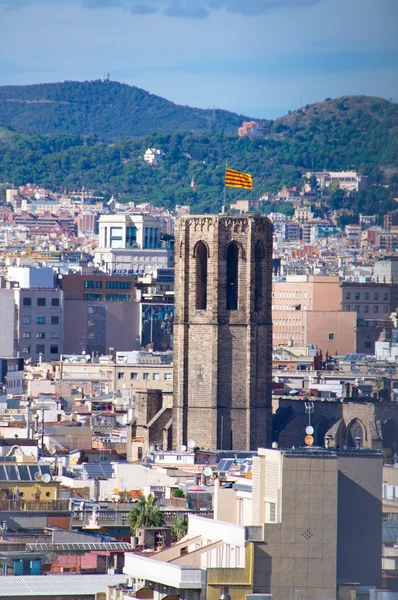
[173,214,273,451]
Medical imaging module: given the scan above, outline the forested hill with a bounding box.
[0,94,397,215]
[0,80,250,140]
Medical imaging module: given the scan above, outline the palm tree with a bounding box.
[127,494,165,535]
[171,516,188,542]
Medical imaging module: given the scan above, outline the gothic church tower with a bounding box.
[173,215,273,451]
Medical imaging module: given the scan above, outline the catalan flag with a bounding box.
[225,167,253,189]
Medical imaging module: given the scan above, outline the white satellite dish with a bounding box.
[42,473,51,483]
[305,426,314,435]
[203,467,213,477]
[180,444,187,452]
[34,472,42,481]
[188,440,196,449]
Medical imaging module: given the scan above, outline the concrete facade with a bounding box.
[212,447,382,600]
[272,275,355,351]
[0,286,63,363]
[16,288,63,362]
[61,274,140,355]
[273,308,357,353]
[173,215,273,451]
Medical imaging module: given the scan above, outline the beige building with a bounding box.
[121,447,382,600]
[305,170,369,192]
[273,309,357,354]
[214,447,382,599]
[273,275,341,312]
[272,275,357,353]
[114,351,173,394]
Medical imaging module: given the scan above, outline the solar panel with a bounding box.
[40,465,52,478]
[83,462,114,479]
[28,466,37,480]
[26,542,133,552]
[18,466,30,481]
[5,465,18,481]
[217,458,234,472]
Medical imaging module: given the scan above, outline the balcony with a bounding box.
[123,552,206,590]
[0,499,70,512]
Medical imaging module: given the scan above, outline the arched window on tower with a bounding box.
[347,418,365,448]
[254,241,264,312]
[226,242,239,310]
[195,241,208,310]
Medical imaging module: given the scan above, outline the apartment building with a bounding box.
[114,350,173,394]
[121,447,382,600]
[15,288,63,362]
[0,268,63,362]
[61,273,140,355]
[237,120,270,138]
[341,280,398,352]
[305,170,369,192]
[272,275,357,353]
[93,213,173,274]
[373,256,398,284]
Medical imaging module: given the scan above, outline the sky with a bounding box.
[0,0,397,118]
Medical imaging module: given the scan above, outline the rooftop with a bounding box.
[0,574,127,597]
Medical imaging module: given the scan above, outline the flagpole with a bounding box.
[222,161,227,214]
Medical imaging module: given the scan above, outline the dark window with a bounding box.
[23,297,31,307]
[254,241,264,312]
[126,226,138,248]
[84,293,103,301]
[354,293,360,300]
[51,316,59,325]
[137,447,143,460]
[84,280,102,289]
[106,281,132,289]
[37,298,46,306]
[365,341,372,349]
[195,241,208,310]
[36,332,45,339]
[36,344,45,354]
[50,345,59,354]
[364,292,369,300]
[105,293,131,301]
[52,298,60,307]
[345,292,351,300]
[36,316,45,325]
[226,242,239,310]
[328,333,334,340]
[384,293,389,301]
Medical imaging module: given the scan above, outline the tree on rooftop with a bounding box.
[171,516,188,542]
[126,493,165,535]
